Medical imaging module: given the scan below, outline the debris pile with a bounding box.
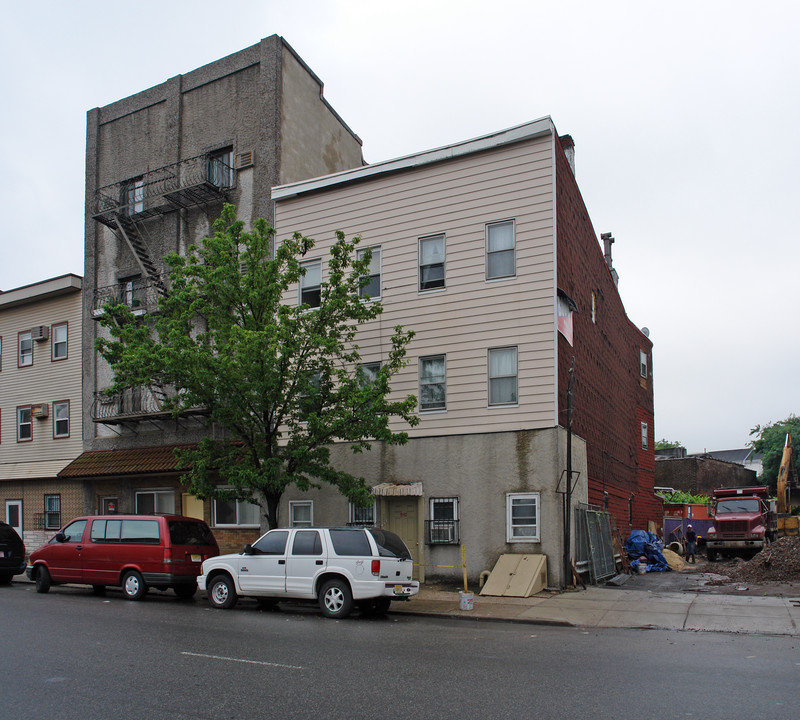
[727,536,800,583]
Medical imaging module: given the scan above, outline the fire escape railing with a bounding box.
[92,275,165,318]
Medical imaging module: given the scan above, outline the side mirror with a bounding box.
[243,544,254,555]
[55,532,67,543]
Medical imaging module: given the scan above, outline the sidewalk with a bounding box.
[392,576,800,636]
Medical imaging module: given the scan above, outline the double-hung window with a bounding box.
[641,422,649,450]
[299,259,322,308]
[357,361,381,386]
[419,355,446,412]
[52,323,68,361]
[506,492,539,542]
[53,401,70,438]
[419,234,445,291]
[639,350,648,379]
[17,406,32,442]
[486,220,515,279]
[18,331,33,367]
[290,501,313,527]
[357,246,381,300]
[213,495,260,527]
[488,347,518,406]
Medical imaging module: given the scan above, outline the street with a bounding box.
[2,581,799,720]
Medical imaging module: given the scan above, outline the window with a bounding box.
[419,234,445,291]
[349,502,375,526]
[289,501,313,527]
[135,490,175,515]
[213,496,260,527]
[119,275,145,309]
[207,147,234,188]
[427,497,459,544]
[17,406,32,442]
[641,422,648,450]
[639,350,648,378]
[292,530,323,555]
[298,373,322,422]
[419,355,446,412]
[59,519,87,543]
[299,259,322,308]
[488,347,518,406]
[486,220,515,279]
[18,331,32,367]
[252,530,289,555]
[53,401,70,438]
[121,177,144,216]
[52,323,68,361]
[506,493,540,542]
[329,528,371,556]
[44,495,61,530]
[357,246,381,300]
[357,361,381,387]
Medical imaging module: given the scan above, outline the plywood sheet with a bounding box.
[480,554,548,597]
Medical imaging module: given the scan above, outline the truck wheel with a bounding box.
[319,579,353,619]
[706,549,717,562]
[208,575,237,609]
[35,566,51,593]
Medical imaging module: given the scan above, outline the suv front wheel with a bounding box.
[319,579,353,619]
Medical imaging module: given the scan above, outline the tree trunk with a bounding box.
[264,493,281,529]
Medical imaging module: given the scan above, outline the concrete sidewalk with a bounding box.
[393,578,800,636]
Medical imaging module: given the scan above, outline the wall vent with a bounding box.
[235,150,255,169]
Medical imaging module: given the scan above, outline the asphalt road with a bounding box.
[3,581,799,719]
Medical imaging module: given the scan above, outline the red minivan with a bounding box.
[27,514,219,600]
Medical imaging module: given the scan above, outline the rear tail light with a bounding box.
[371,559,380,575]
[163,548,173,565]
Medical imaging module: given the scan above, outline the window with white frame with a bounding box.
[52,323,68,361]
[428,497,459,544]
[639,350,648,378]
[299,259,322,308]
[44,494,61,530]
[53,401,70,438]
[641,422,648,450]
[486,220,515,279]
[357,246,381,300]
[18,331,33,367]
[506,492,540,542]
[488,347,518,406]
[290,501,313,527]
[135,490,175,515]
[349,502,375,526]
[213,495,260,527]
[419,234,445,291]
[17,406,32,442]
[419,355,446,411]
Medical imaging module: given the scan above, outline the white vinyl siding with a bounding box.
[276,133,556,439]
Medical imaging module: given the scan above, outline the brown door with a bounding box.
[384,497,424,582]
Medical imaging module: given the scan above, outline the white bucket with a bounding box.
[459,591,474,610]
[637,564,647,574]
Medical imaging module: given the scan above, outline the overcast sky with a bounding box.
[2,0,798,454]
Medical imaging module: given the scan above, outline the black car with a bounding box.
[0,522,26,584]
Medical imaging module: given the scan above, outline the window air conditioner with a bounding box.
[31,403,49,419]
[31,325,49,342]
[430,525,455,544]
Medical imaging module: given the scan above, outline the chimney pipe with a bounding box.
[559,135,575,175]
[601,232,619,287]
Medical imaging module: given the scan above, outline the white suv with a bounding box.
[198,526,419,619]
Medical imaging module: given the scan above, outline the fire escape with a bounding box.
[90,151,234,428]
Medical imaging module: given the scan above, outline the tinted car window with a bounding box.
[57,520,87,543]
[368,528,411,559]
[292,530,322,556]
[168,520,216,546]
[120,520,160,544]
[252,530,289,555]
[329,529,371,556]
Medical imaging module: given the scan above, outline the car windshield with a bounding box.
[716,498,760,514]
[169,520,216,546]
[368,528,412,559]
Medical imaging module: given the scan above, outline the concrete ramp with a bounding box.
[480,554,548,597]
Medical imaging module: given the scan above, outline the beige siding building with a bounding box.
[273,118,589,588]
[0,275,83,550]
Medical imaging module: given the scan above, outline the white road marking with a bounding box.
[181,651,303,670]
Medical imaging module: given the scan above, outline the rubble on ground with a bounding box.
[725,536,800,583]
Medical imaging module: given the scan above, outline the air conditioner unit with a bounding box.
[430,525,455,544]
[31,325,49,342]
[31,403,49,419]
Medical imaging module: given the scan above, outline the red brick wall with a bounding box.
[554,137,661,532]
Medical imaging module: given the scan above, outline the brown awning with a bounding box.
[372,482,423,497]
[58,444,199,479]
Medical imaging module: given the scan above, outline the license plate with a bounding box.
[191,554,201,562]
[393,585,409,595]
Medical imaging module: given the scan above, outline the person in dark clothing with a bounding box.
[685,525,697,563]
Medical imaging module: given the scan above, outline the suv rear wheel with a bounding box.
[122,570,147,601]
[319,579,353,619]
[208,575,238,609]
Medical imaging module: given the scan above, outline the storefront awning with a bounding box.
[58,444,199,479]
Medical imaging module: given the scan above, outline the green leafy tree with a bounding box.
[749,415,800,492]
[96,204,418,528]
[655,438,684,450]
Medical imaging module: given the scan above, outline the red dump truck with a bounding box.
[706,486,778,561]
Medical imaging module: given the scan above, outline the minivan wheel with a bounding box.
[35,566,51,594]
[319,579,352,619]
[122,570,147,601]
[208,575,237,609]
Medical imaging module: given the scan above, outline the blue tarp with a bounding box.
[625,530,670,572]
